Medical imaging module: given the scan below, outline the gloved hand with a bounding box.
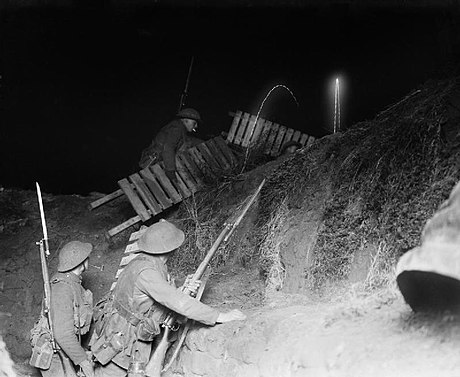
[79,359,95,377]
[165,170,178,185]
[183,274,201,297]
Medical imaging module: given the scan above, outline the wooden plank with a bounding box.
[176,157,198,192]
[249,118,265,147]
[129,226,148,242]
[299,133,309,146]
[283,128,295,144]
[149,164,182,203]
[178,152,204,187]
[188,147,216,177]
[139,168,172,209]
[257,120,272,150]
[207,138,230,170]
[306,135,316,147]
[175,172,192,199]
[241,115,257,148]
[227,110,242,144]
[264,122,280,154]
[88,189,124,210]
[271,125,288,156]
[214,136,237,166]
[196,143,221,173]
[292,130,301,142]
[125,241,141,253]
[129,173,162,216]
[118,253,138,270]
[233,112,250,146]
[107,214,142,237]
[118,178,150,221]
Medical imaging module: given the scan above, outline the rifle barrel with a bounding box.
[191,179,265,285]
[224,179,265,243]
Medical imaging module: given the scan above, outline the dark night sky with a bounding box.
[1,2,459,194]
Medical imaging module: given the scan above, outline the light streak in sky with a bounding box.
[334,77,340,133]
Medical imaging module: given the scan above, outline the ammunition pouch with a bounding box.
[113,300,160,342]
[29,314,54,370]
[91,331,125,366]
[136,318,160,342]
[75,289,93,336]
[93,293,114,337]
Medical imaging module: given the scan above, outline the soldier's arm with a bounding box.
[51,283,87,365]
[161,125,183,172]
[137,269,219,325]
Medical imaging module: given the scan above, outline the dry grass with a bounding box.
[168,174,262,277]
[363,241,398,292]
[308,77,460,291]
[259,200,289,294]
[258,77,460,294]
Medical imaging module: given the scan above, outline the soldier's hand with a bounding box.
[79,359,95,377]
[216,309,247,323]
[184,274,201,297]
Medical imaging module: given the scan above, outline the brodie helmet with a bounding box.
[137,219,185,254]
[176,108,201,122]
[58,241,93,272]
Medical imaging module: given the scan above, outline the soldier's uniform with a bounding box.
[139,119,187,171]
[91,220,219,377]
[35,241,94,377]
[138,108,201,181]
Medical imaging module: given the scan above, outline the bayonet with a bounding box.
[36,182,49,256]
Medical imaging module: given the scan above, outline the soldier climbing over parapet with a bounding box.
[138,108,202,185]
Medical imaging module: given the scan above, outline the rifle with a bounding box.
[145,179,266,377]
[177,56,194,113]
[36,182,56,350]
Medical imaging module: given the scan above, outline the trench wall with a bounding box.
[165,306,320,377]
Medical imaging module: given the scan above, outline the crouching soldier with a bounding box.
[31,241,95,377]
[91,220,246,377]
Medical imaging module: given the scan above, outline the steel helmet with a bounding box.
[137,219,185,254]
[176,108,201,122]
[57,241,93,272]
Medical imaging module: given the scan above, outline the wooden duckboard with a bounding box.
[226,110,316,156]
[110,226,148,291]
[89,136,236,237]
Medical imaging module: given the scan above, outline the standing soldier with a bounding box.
[91,220,246,377]
[38,241,95,377]
[138,108,201,184]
